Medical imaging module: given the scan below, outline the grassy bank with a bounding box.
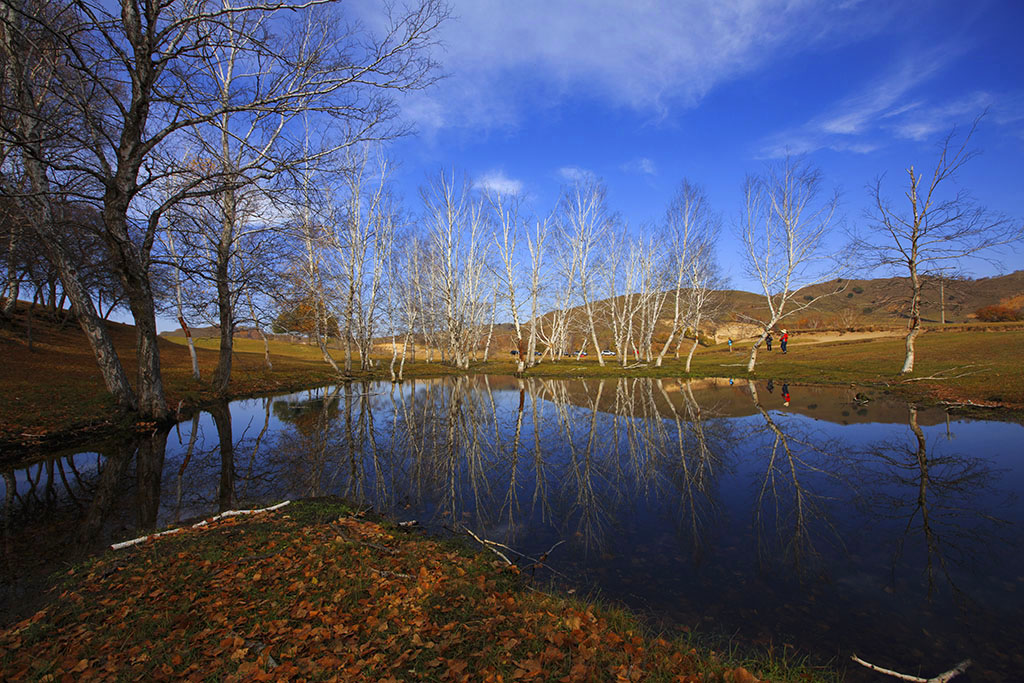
[3,307,1022,455]
[0,499,825,681]
[523,328,1024,410]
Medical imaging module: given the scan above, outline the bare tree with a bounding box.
[555,177,614,366]
[682,240,723,373]
[523,217,549,364]
[0,0,136,408]
[421,170,490,369]
[857,118,1023,373]
[1,0,447,419]
[654,180,720,368]
[486,189,528,374]
[334,145,396,371]
[740,156,845,372]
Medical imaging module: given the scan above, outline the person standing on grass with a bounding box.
[780,329,789,354]
[727,338,733,352]
[766,331,773,351]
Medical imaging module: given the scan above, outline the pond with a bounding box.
[2,376,1022,680]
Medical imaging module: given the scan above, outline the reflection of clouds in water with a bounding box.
[3,377,1024,678]
[257,376,737,560]
[856,405,1014,601]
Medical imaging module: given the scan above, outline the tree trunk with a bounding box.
[746,331,768,373]
[746,341,759,372]
[212,275,234,394]
[212,209,235,395]
[901,269,922,374]
[102,200,168,420]
[45,236,138,410]
[178,317,201,380]
[685,335,699,373]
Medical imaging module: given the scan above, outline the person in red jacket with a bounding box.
[780,329,789,354]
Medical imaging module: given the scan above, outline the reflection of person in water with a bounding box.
[782,382,790,406]
[767,379,774,393]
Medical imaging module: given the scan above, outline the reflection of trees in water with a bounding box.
[658,379,727,561]
[746,382,850,571]
[264,376,732,557]
[859,405,1010,600]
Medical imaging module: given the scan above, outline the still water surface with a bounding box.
[2,376,1022,680]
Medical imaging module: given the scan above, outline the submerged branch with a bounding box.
[850,654,971,683]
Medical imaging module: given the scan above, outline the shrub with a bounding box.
[852,286,864,294]
[846,292,854,298]
[803,295,813,301]
[862,307,874,314]
[974,305,1022,322]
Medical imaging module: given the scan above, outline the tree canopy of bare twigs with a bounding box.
[0,0,448,418]
[739,156,846,372]
[855,116,1024,373]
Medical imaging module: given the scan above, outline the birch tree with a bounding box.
[486,189,528,373]
[857,119,1023,373]
[653,180,719,368]
[421,170,490,369]
[555,177,613,366]
[740,157,845,372]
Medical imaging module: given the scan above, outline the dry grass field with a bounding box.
[2,303,1022,454]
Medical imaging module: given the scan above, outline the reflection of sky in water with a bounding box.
[2,378,1023,680]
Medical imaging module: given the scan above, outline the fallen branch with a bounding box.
[370,567,413,580]
[898,364,990,383]
[110,527,182,550]
[851,654,971,683]
[460,528,569,577]
[463,527,512,565]
[111,501,291,550]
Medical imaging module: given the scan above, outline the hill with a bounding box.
[530,270,1024,348]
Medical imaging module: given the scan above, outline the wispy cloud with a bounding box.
[473,170,523,196]
[387,0,893,133]
[621,158,657,176]
[757,47,974,157]
[557,166,596,183]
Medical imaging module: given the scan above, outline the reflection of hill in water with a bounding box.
[548,376,951,426]
[378,375,950,426]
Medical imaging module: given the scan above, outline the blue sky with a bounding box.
[379,0,1024,292]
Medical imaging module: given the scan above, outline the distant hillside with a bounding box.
[532,270,1024,347]
[159,271,1024,349]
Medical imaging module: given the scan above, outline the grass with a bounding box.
[0,499,833,681]
[3,306,1022,456]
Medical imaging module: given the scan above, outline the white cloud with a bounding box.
[383,0,893,133]
[557,166,595,183]
[474,170,523,196]
[621,158,657,176]
[889,92,994,141]
[757,47,970,158]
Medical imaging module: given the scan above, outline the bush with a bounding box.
[862,307,874,314]
[974,305,1022,322]
[846,292,854,298]
[852,286,864,294]
[803,295,814,301]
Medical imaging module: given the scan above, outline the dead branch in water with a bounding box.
[850,654,971,683]
[460,527,569,577]
[463,527,512,565]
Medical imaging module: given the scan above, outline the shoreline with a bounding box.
[3,360,1022,465]
[0,497,832,682]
